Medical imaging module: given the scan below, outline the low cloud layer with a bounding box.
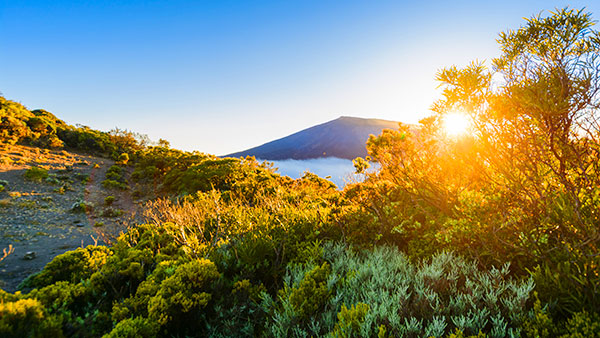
[263,157,367,188]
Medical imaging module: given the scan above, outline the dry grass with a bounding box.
[0,198,12,208]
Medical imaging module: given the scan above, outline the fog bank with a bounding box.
[264,157,366,188]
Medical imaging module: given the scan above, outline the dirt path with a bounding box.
[0,145,140,292]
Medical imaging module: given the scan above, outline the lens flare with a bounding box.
[443,112,470,136]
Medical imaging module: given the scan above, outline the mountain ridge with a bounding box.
[225,116,401,160]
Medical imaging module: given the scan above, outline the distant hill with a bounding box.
[226,116,401,160]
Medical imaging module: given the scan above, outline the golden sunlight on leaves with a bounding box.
[443,112,470,137]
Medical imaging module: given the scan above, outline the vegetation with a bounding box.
[1,6,599,337]
[23,167,48,183]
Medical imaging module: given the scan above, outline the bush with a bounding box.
[147,259,220,329]
[104,317,158,338]
[117,153,129,166]
[0,298,63,338]
[23,167,48,183]
[104,196,115,205]
[102,179,128,190]
[262,243,534,337]
[102,207,122,218]
[21,245,112,288]
[70,200,94,213]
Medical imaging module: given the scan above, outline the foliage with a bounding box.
[0,96,149,156]
[104,196,115,205]
[23,167,49,183]
[330,303,370,338]
[286,262,331,319]
[21,246,112,288]
[2,7,600,337]
[348,7,600,322]
[262,243,534,337]
[102,165,128,190]
[0,298,63,338]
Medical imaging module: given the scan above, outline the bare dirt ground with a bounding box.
[0,144,141,292]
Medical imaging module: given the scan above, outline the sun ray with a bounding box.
[443,112,470,136]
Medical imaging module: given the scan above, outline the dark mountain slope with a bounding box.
[226,116,401,160]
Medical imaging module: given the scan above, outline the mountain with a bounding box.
[226,116,400,160]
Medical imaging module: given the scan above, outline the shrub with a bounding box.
[102,207,122,217]
[102,179,128,190]
[23,167,48,182]
[117,153,129,166]
[262,243,534,337]
[44,174,60,185]
[70,200,94,213]
[104,196,115,205]
[330,303,370,338]
[0,298,63,338]
[104,316,158,338]
[74,173,90,183]
[286,262,331,319]
[21,245,112,288]
[147,259,220,331]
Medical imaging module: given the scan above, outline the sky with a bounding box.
[1,0,599,155]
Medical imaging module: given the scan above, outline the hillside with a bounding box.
[226,116,401,160]
[0,144,139,292]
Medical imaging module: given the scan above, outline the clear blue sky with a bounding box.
[1,1,598,155]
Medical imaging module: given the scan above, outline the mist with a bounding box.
[265,157,368,188]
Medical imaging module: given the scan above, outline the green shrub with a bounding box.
[102,179,128,190]
[0,298,63,338]
[530,256,600,319]
[147,259,220,330]
[0,179,8,188]
[560,311,600,338]
[70,200,93,213]
[74,173,90,183]
[21,245,112,288]
[104,316,158,338]
[287,262,331,319]
[102,207,122,217]
[24,167,48,182]
[104,196,115,205]
[262,243,534,337]
[330,303,370,338]
[44,174,60,185]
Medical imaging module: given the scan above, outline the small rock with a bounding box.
[23,251,36,260]
[73,219,82,224]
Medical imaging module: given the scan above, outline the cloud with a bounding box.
[263,157,369,188]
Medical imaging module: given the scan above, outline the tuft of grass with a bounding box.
[71,200,94,213]
[0,198,12,208]
[45,174,60,185]
[102,207,123,218]
[24,166,49,182]
[104,196,115,206]
[75,173,90,183]
[18,200,38,209]
[102,179,128,190]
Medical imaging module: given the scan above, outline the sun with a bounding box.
[443,112,470,137]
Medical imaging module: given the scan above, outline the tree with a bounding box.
[358,8,600,309]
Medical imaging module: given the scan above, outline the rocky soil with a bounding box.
[0,144,140,292]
